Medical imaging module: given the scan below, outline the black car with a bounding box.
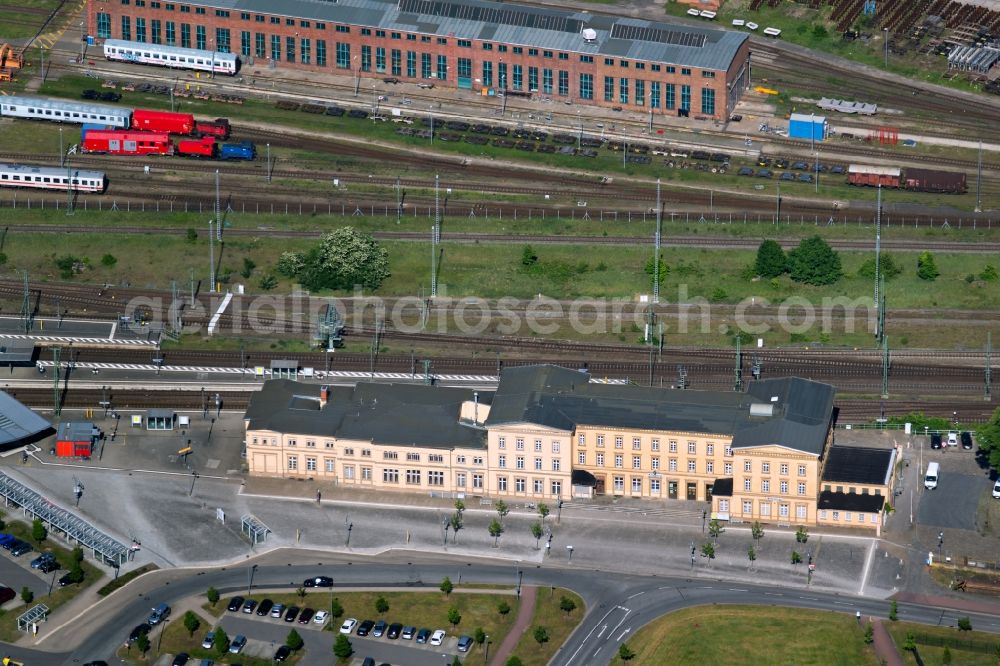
[81,89,100,100]
[931,433,943,449]
[38,559,59,573]
[284,605,300,622]
[242,598,258,614]
[227,596,245,612]
[274,645,291,662]
[348,109,368,119]
[58,571,82,587]
[298,608,315,624]
[304,576,333,588]
[256,599,274,616]
[10,539,32,557]
[83,662,109,666]
[961,431,973,449]
[356,620,375,636]
[100,91,122,102]
[31,552,56,569]
[325,106,345,117]
[387,622,403,639]
[126,623,151,646]
[171,654,189,666]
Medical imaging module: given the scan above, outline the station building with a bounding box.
[86,0,750,120]
[243,364,895,531]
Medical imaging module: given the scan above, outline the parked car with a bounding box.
[457,635,473,652]
[201,631,215,649]
[304,576,334,588]
[30,552,55,569]
[961,432,973,450]
[298,608,315,624]
[415,628,431,643]
[947,432,958,447]
[58,571,83,587]
[270,603,285,618]
[340,618,358,634]
[372,619,387,637]
[0,586,16,605]
[387,622,402,639]
[931,433,942,449]
[283,606,300,622]
[993,479,1000,499]
[226,596,244,612]
[148,603,170,625]
[256,599,274,616]
[125,623,151,646]
[242,599,258,614]
[274,645,291,662]
[430,629,446,645]
[9,540,32,557]
[401,625,416,640]
[171,654,189,666]
[229,634,247,654]
[362,659,375,666]
[37,558,59,573]
[357,620,375,636]
[0,534,15,548]
[313,610,329,625]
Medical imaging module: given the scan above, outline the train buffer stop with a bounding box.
[144,409,176,430]
[54,422,100,458]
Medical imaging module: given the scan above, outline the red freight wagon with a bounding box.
[132,108,195,135]
[847,165,901,188]
[903,168,967,194]
[177,136,218,158]
[82,129,174,155]
[195,118,231,139]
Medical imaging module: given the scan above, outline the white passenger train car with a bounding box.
[0,163,107,193]
[0,95,130,128]
[103,39,238,75]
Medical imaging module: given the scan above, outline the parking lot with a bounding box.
[917,439,994,531]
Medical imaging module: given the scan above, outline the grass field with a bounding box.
[506,588,584,666]
[620,605,879,665]
[884,619,1000,666]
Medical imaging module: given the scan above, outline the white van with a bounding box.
[924,462,940,490]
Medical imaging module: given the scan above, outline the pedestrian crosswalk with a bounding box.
[563,502,704,520]
[2,334,157,346]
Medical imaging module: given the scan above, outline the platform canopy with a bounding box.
[0,391,51,448]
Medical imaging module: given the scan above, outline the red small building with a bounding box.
[55,422,97,458]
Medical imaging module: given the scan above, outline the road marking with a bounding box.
[728,588,748,592]
[799,597,820,601]
[627,591,645,599]
[764,592,783,597]
[608,609,632,639]
[859,539,876,596]
[597,624,607,638]
[565,606,623,665]
[617,627,631,641]
[834,601,853,607]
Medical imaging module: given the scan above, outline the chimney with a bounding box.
[319,385,329,409]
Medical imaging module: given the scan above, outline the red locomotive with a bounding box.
[177,136,218,158]
[195,118,230,139]
[82,129,174,155]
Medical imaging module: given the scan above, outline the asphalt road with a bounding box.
[16,551,1000,666]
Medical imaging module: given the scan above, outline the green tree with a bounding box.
[795,526,809,543]
[942,645,952,664]
[495,500,510,523]
[788,236,842,285]
[619,642,636,661]
[20,586,33,604]
[980,264,999,281]
[213,627,230,654]
[182,610,200,637]
[754,239,787,278]
[440,576,454,595]
[864,623,874,645]
[559,596,577,616]
[31,518,47,543]
[136,632,150,655]
[747,546,757,569]
[701,542,715,563]
[707,518,724,542]
[889,600,898,621]
[474,627,486,645]
[206,586,219,606]
[100,253,117,268]
[258,274,279,290]
[295,227,391,291]
[488,518,504,546]
[858,253,902,280]
[64,563,85,584]
[286,628,304,651]
[497,599,511,617]
[530,521,544,549]
[186,227,198,243]
[902,632,916,652]
[330,597,344,620]
[644,255,669,285]
[958,616,972,631]
[72,546,84,564]
[450,511,463,543]
[533,626,549,645]
[537,503,550,522]
[751,521,764,545]
[375,595,389,615]
[240,257,256,279]
[296,586,307,600]
[448,606,462,627]
[917,251,940,281]
[521,245,538,267]
[276,251,304,277]
[454,499,466,515]
[505,658,524,666]
[792,551,803,565]
[977,406,1000,472]
[333,633,353,660]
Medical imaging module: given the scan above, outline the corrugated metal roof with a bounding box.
[849,165,901,176]
[204,0,745,70]
[0,391,51,446]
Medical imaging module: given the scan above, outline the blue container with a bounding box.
[788,113,827,142]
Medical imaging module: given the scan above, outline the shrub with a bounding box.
[917,251,940,281]
[100,254,117,268]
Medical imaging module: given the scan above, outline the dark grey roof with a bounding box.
[711,477,733,497]
[0,339,34,364]
[0,391,51,446]
[822,446,894,485]
[245,380,488,449]
[207,0,746,71]
[146,409,176,418]
[57,422,95,442]
[818,490,885,514]
[487,366,835,455]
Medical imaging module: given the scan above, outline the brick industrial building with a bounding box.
[86,0,749,120]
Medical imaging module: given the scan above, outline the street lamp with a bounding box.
[484,636,491,665]
[353,55,360,97]
[188,470,199,496]
[884,28,889,68]
[443,518,450,546]
[346,522,353,547]
[517,569,523,597]
[566,545,574,562]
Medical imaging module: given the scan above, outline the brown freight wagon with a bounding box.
[847,165,901,188]
[902,168,967,194]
